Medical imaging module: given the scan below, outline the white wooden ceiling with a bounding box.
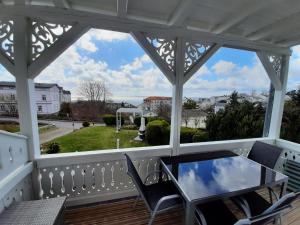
[1,0,300,53]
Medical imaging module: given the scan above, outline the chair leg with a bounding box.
[148,211,156,225]
[133,196,140,209]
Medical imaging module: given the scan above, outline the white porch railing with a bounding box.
[0,131,34,213]
[1,133,300,208]
[35,137,274,206]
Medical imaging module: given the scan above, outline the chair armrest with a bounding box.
[153,194,182,212]
[233,196,252,218]
[195,207,208,225]
[143,170,168,184]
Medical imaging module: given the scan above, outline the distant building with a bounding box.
[0,81,71,115]
[181,109,207,129]
[143,96,172,112]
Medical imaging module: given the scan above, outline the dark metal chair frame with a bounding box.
[124,154,182,225]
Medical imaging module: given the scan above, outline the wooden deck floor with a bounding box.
[65,190,300,225]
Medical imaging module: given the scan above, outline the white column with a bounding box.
[170,38,185,155]
[268,55,290,139]
[14,16,40,160]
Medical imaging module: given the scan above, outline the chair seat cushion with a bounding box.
[145,180,182,211]
[196,200,238,225]
[240,191,272,216]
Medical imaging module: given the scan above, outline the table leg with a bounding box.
[280,182,287,198]
[185,202,195,225]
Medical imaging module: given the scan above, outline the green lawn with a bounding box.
[0,124,19,133]
[43,126,148,153]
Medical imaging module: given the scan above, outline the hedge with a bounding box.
[192,130,209,143]
[180,127,198,143]
[145,120,170,145]
[103,114,124,126]
[82,121,90,127]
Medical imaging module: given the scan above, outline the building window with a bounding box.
[11,94,15,100]
[42,95,47,101]
[38,105,43,112]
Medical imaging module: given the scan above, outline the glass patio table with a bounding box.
[160,152,288,225]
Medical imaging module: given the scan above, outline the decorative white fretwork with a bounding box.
[184,42,211,73]
[0,20,14,61]
[31,21,71,61]
[146,37,176,72]
[267,54,282,77]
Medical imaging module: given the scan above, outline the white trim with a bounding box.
[256,51,282,90]
[211,0,272,34]
[184,43,222,83]
[53,0,70,9]
[28,23,90,78]
[0,51,14,75]
[168,0,194,26]
[0,130,28,139]
[268,55,290,139]
[131,31,175,84]
[0,5,291,55]
[0,163,33,201]
[117,0,128,18]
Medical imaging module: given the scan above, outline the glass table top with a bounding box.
[161,154,288,202]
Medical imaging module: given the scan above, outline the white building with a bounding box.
[0,82,71,115]
[142,96,172,112]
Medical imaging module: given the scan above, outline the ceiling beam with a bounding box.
[0,5,291,55]
[168,0,193,26]
[246,12,300,41]
[117,0,128,18]
[211,0,273,34]
[53,0,70,9]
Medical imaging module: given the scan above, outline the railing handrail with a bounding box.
[36,145,172,167]
[276,139,300,152]
[0,130,28,140]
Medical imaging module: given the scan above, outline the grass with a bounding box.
[43,126,148,153]
[0,122,57,134]
[0,124,20,133]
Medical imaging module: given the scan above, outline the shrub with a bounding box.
[192,130,209,143]
[134,116,148,127]
[82,121,90,127]
[145,120,170,145]
[46,142,60,154]
[180,127,197,143]
[103,114,124,126]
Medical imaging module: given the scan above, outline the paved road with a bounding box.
[0,117,104,143]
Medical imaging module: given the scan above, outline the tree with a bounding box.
[78,79,111,102]
[58,102,71,117]
[206,91,265,141]
[183,97,197,109]
[155,102,171,121]
[182,109,191,127]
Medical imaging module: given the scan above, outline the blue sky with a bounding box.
[0,28,300,105]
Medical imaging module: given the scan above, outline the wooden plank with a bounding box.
[64,189,300,225]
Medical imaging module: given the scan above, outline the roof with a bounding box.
[0,82,71,95]
[0,81,60,89]
[2,0,300,53]
[144,96,172,101]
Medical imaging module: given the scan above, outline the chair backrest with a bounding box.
[263,191,300,214]
[124,154,146,197]
[248,141,283,169]
[235,191,300,225]
[234,205,290,225]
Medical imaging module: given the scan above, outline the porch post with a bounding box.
[14,16,40,160]
[170,38,185,155]
[268,55,290,139]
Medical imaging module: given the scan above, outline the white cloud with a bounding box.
[75,29,131,52]
[212,60,236,75]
